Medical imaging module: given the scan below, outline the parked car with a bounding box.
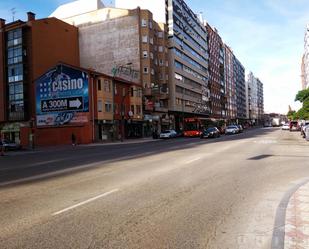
[301,122,309,137]
[200,127,221,139]
[225,125,239,135]
[289,121,300,132]
[159,130,177,139]
[0,139,22,151]
[305,126,309,141]
[282,123,290,130]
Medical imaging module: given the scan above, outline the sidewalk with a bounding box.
[284,181,309,248]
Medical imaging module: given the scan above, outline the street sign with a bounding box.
[41,97,83,112]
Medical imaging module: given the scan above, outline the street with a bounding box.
[1,128,309,249]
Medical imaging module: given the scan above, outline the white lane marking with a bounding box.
[52,189,119,216]
[184,157,202,164]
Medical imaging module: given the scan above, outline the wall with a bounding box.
[29,18,80,118]
[35,124,93,146]
[77,13,141,84]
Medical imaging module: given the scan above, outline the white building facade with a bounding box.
[303,25,309,89]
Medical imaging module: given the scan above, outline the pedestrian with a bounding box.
[71,133,76,146]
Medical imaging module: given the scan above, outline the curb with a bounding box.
[271,178,309,249]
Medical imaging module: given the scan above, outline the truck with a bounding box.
[271,118,281,127]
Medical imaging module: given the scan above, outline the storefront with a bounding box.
[0,123,22,143]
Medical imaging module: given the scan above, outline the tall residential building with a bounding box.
[224,45,237,121]
[303,25,309,89]
[0,12,79,145]
[301,54,306,90]
[51,0,170,135]
[206,24,226,119]
[115,0,210,131]
[246,72,264,124]
[233,57,246,120]
[257,78,264,121]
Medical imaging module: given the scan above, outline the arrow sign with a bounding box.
[69,98,82,109]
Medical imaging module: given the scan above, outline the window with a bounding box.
[131,105,135,113]
[98,100,103,112]
[159,59,164,66]
[114,103,119,114]
[175,61,183,70]
[136,105,141,115]
[149,20,153,29]
[104,80,111,92]
[7,28,22,48]
[150,37,154,45]
[122,87,126,97]
[98,79,102,91]
[142,36,148,43]
[105,102,112,112]
[158,32,163,38]
[143,67,149,74]
[158,46,164,52]
[143,51,148,58]
[151,68,155,75]
[8,64,23,82]
[150,52,154,59]
[141,19,147,27]
[7,45,23,65]
[130,87,134,97]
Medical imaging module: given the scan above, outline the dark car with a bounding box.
[200,127,221,139]
[289,121,300,132]
[0,139,22,151]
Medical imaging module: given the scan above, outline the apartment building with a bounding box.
[206,24,226,119]
[115,0,210,131]
[301,54,306,90]
[257,78,264,122]
[246,72,264,125]
[0,12,79,147]
[303,25,309,89]
[51,0,170,135]
[233,57,246,121]
[224,45,237,121]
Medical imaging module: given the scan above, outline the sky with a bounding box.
[0,0,308,114]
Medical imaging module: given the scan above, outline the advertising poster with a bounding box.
[36,64,89,127]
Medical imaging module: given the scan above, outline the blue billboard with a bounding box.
[36,64,89,127]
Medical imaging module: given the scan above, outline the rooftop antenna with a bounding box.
[11,7,16,22]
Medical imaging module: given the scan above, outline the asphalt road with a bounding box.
[1,128,309,249]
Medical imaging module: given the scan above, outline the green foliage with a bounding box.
[293,89,309,120]
[295,88,309,103]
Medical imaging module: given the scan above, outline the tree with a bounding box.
[295,88,309,103]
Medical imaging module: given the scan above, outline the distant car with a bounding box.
[282,123,290,130]
[0,139,22,151]
[159,130,177,139]
[289,121,300,132]
[225,125,239,135]
[200,127,221,139]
